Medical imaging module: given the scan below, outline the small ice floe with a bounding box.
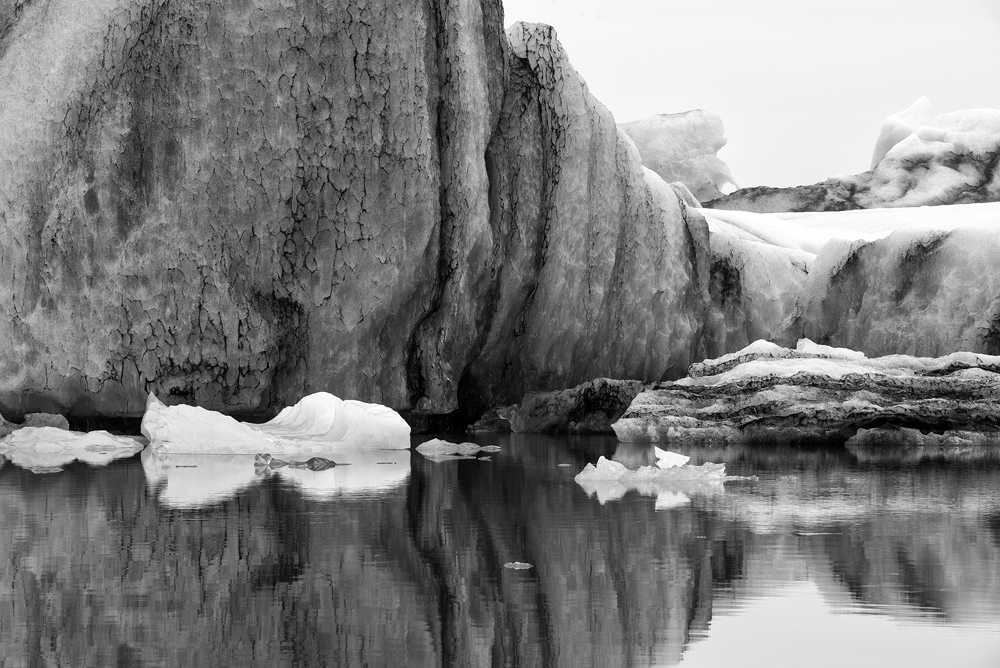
[141,392,410,454]
[415,438,499,462]
[503,562,533,570]
[575,455,725,506]
[0,427,146,473]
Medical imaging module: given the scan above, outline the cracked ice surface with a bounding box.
[0,427,146,473]
[141,392,411,454]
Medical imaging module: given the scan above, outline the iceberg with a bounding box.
[141,392,411,454]
[614,339,1000,445]
[693,200,1000,358]
[414,438,501,460]
[574,455,726,506]
[620,110,738,202]
[0,427,146,473]
[707,98,1000,212]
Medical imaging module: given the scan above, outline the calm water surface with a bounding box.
[2,434,1000,667]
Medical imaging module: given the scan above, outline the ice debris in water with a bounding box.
[504,562,533,570]
[141,392,410,454]
[0,427,146,473]
[415,438,500,462]
[575,454,726,507]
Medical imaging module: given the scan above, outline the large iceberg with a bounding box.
[141,392,411,454]
[613,339,1000,445]
[707,98,1000,212]
[0,427,146,473]
[620,110,738,203]
[694,201,1000,358]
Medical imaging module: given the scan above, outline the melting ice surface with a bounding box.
[3,434,1000,667]
[141,391,411,453]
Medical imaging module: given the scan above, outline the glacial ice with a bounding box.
[614,339,1000,445]
[415,438,501,462]
[696,200,1000,356]
[870,96,1000,169]
[708,98,1000,211]
[574,455,726,506]
[620,110,738,202]
[141,392,411,454]
[0,427,146,473]
[142,448,411,508]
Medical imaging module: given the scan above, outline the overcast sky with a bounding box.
[501,0,1000,188]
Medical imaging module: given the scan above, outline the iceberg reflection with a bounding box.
[142,447,411,508]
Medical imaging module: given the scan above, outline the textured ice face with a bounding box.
[141,392,411,454]
[870,97,1000,169]
[614,339,1000,446]
[694,201,1000,357]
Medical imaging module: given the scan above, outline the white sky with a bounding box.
[501,0,1000,188]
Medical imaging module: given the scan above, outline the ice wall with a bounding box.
[0,1,711,419]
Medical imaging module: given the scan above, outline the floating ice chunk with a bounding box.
[653,446,690,469]
[575,456,726,506]
[415,438,499,461]
[0,427,146,473]
[141,392,410,454]
[416,439,483,456]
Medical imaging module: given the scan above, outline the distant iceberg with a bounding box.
[141,392,411,454]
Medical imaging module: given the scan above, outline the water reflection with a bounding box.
[141,448,412,508]
[0,436,998,666]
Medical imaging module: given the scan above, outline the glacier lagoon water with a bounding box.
[2,434,1000,667]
